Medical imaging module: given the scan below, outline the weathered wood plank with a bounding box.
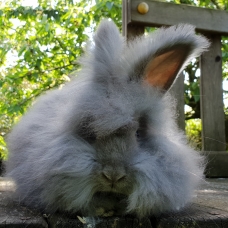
[155,178,228,227]
[194,178,228,212]
[155,204,228,228]
[200,34,226,152]
[1,177,228,227]
[48,215,152,228]
[0,177,48,228]
[129,0,228,35]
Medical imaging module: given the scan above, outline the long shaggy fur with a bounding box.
[5,20,209,218]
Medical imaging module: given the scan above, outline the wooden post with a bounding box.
[122,0,145,39]
[200,34,227,177]
[169,73,185,131]
[200,35,226,152]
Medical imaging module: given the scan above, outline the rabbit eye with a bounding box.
[135,115,149,140]
[77,117,97,143]
[135,130,140,138]
[84,132,97,143]
[77,128,97,143]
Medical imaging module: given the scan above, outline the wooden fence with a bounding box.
[122,0,228,177]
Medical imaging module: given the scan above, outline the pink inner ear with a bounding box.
[145,48,189,90]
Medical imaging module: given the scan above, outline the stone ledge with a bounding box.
[0,178,228,227]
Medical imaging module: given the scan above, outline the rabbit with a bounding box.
[5,19,209,218]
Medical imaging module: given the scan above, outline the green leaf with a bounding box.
[24,50,31,61]
[106,1,114,10]
[18,45,27,57]
[35,59,42,69]
[45,23,49,32]
[41,14,48,24]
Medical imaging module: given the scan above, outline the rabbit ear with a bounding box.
[143,44,192,90]
[91,19,123,81]
[124,24,210,91]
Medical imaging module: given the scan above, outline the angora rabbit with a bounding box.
[5,19,209,218]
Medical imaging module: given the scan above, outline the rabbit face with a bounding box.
[5,20,209,218]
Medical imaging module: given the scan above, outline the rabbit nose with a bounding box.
[102,166,126,183]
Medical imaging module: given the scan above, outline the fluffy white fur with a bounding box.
[5,20,209,218]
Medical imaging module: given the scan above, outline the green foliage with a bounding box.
[185,119,202,149]
[0,136,7,160]
[0,0,122,158]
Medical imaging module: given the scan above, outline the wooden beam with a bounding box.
[128,0,228,35]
